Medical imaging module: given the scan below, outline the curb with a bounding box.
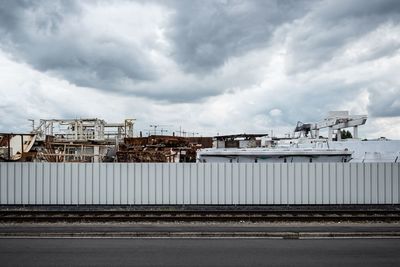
[1,231,400,239]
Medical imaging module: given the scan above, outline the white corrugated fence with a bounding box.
[0,163,399,205]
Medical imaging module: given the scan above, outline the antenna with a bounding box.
[187,131,199,137]
[149,125,158,135]
[149,124,173,136]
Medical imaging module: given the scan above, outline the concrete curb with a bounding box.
[1,231,400,239]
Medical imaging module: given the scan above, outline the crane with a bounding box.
[294,111,367,141]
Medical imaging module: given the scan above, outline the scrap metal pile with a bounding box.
[1,118,133,162]
[0,133,36,161]
[117,135,203,163]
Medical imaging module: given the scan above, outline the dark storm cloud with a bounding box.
[285,0,400,73]
[165,0,313,73]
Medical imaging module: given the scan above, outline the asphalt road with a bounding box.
[0,238,400,267]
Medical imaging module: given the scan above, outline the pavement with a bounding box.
[1,222,400,238]
[1,238,400,266]
[1,222,400,266]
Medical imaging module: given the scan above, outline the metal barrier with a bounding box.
[0,163,399,205]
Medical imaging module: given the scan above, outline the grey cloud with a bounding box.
[0,0,80,39]
[165,0,313,73]
[0,0,158,94]
[285,0,400,74]
[0,104,34,132]
[257,81,366,128]
[367,85,400,117]
[0,0,232,103]
[142,89,219,103]
[315,0,400,20]
[40,41,157,87]
[0,1,31,33]
[356,41,400,63]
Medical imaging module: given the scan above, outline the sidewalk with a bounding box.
[1,222,400,238]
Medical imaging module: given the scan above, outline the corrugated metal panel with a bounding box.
[0,163,399,205]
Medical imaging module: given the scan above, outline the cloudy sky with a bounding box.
[1,0,400,138]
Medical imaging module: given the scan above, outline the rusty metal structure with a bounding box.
[0,133,36,161]
[1,119,212,163]
[30,118,136,162]
[117,135,212,163]
[32,118,135,142]
[1,118,135,162]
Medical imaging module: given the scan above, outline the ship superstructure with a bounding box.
[197,111,400,163]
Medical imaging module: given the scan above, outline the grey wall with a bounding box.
[0,163,399,205]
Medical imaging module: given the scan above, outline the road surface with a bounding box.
[1,238,400,266]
